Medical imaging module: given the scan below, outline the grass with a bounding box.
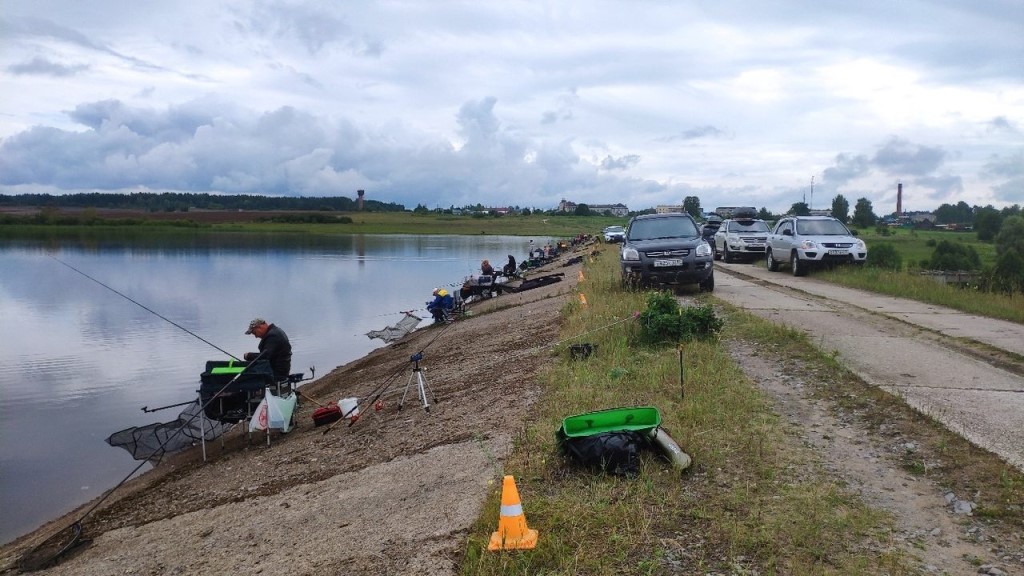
[0,211,628,239]
[458,247,960,575]
[853,227,997,268]
[818,265,1024,325]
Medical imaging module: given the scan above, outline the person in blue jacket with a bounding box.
[426,287,454,324]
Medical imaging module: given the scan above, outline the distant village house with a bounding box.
[558,199,629,216]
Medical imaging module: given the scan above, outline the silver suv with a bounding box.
[714,217,770,263]
[620,213,715,291]
[765,216,867,276]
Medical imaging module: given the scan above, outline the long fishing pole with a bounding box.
[50,256,241,361]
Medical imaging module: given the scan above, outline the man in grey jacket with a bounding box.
[243,317,292,381]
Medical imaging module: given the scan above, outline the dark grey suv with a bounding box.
[620,212,715,291]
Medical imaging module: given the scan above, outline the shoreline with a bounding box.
[1,248,588,575]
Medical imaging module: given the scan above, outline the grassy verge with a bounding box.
[818,265,1024,325]
[459,246,984,574]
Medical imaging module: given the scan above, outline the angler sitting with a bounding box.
[502,255,517,277]
[426,288,454,324]
[243,317,292,382]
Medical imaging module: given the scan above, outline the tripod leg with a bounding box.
[418,367,437,410]
[400,369,415,411]
[416,371,430,412]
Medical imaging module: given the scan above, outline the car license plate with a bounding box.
[828,249,847,255]
[748,243,763,248]
[653,259,683,267]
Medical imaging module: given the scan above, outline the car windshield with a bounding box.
[796,219,851,235]
[628,217,698,240]
[728,220,769,233]
[605,226,624,233]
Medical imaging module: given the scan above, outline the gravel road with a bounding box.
[713,261,1024,472]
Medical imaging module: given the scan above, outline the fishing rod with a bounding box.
[50,256,242,361]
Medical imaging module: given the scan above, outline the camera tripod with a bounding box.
[400,352,436,412]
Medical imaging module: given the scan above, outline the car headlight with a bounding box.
[856,239,866,250]
[695,241,713,257]
[621,247,640,261]
[798,240,819,250]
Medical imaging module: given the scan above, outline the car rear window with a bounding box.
[729,221,769,232]
[796,219,850,235]
[628,217,698,240]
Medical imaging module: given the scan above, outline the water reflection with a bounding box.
[0,232,550,544]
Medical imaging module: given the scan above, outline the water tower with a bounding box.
[357,189,365,211]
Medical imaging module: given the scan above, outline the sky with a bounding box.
[1,1,1022,215]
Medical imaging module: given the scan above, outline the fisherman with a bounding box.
[502,254,517,277]
[481,259,495,276]
[426,288,454,324]
[243,317,292,381]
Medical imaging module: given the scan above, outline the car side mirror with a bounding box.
[850,229,859,236]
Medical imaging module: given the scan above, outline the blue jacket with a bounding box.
[427,293,454,311]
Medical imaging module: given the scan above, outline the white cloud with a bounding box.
[1,0,1021,213]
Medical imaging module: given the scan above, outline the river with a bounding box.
[0,232,551,544]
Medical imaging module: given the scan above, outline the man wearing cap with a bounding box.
[243,318,292,381]
[426,288,454,324]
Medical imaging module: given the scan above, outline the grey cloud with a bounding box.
[657,125,724,142]
[872,137,946,176]
[913,174,963,198]
[600,155,640,171]
[983,151,1024,203]
[7,57,88,77]
[241,1,361,56]
[822,153,871,185]
[10,17,164,72]
[988,116,1019,133]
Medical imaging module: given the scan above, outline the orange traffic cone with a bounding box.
[487,475,538,551]
[578,293,588,307]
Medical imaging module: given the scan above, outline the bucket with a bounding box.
[338,398,359,420]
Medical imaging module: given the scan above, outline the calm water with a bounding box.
[0,233,550,544]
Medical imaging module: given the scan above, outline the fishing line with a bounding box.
[50,255,241,361]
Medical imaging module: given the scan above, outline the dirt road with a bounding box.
[713,261,1024,472]
[711,261,1024,575]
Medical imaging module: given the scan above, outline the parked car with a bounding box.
[700,214,723,257]
[714,217,770,262]
[765,216,868,276]
[602,225,626,243]
[620,213,715,291]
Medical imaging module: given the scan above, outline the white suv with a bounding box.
[714,218,770,263]
[765,216,867,276]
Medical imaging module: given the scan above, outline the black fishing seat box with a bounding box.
[198,360,276,423]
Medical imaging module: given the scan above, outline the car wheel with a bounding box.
[766,249,779,271]
[723,246,734,263]
[713,245,721,260]
[699,271,714,292]
[791,251,807,277]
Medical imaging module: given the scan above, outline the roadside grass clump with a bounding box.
[460,246,916,575]
[634,291,724,345]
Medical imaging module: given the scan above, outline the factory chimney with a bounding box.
[896,181,902,217]
[357,189,365,211]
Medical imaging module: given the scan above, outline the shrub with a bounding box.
[634,291,723,345]
[866,243,902,271]
[928,240,981,271]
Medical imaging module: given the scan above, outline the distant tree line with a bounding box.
[0,192,406,213]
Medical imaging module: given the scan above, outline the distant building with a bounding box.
[557,199,629,216]
[656,205,684,214]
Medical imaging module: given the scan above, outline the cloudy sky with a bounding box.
[1,1,1021,214]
